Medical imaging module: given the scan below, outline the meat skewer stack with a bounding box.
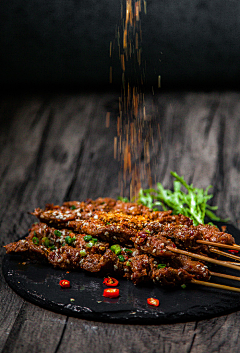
[5,198,240,292]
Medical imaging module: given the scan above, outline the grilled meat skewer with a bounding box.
[5,222,210,285]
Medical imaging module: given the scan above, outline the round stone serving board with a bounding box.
[3,222,240,324]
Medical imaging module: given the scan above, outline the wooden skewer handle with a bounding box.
[191,279,240,293]
[196,240,240,250]
[210,271,240,282]
[210,248,240,261]
[166,246,240,271]
[228,262,240,266]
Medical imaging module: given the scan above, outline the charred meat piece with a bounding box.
[31,198,118,225]
[133,232,176,257]
[151,267,194,287]
[67,211,194,245]
[170,255,210,280]
[197,224,235,245]
[5,223,110,261]
[48,247,117,272]
[117,254,151,285]
[67,212,148,245]
[31,199,193,228]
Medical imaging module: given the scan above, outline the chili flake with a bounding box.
[228,250,239,254]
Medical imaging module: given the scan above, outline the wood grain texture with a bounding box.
[1,91,240,353]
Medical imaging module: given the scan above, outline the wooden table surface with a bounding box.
[1,90,240,353]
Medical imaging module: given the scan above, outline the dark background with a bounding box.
[1,0,240,90]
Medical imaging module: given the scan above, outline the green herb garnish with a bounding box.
[110,244,121,255]
[70,205,76,210]
[118,255,125,262]
[86,241,94,248]
[32,237,39,245]
[137,171,228,226]
[157,264,166,269]
[54,230,62,237]
[65,236,76,245]
[181,284,187,289]
[84,235,92,242]
[118,196,129,203]
[80,250,86,257]
[42,237,50,247]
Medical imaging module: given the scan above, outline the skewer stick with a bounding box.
[196,240,240,251]
[166,246,240,271]
[210,271,240,282]
[191,279,240,293]
[209,248,240,261]
[227,263,240,266]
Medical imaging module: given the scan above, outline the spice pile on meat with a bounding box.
[5,198,236,287]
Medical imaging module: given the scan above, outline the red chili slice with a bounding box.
[228,250,239,254]
[59,279,70,288]
[103,288,119,298]
[147,298,159,307]
[103,277,119,287]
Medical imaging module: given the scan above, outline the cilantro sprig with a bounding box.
[137,171,228,226]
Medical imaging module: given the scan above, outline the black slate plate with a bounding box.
[3,222,240,324]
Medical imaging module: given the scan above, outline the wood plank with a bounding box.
[1,301,67,353]
[56,318,196,353]
[0,249,24,349]
[190,313,240,353]
[0,93,99,351]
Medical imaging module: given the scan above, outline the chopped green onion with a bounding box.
[181,284,187,289]
[125,248,133,254]
[84,235,92,242]
[32,237,39,245]
[86,241,94,248]
[126,261,131,266]
[118,255,125,262]
[106,222,111,225]
[157,264,166,269]
[33,231,37,236]
[110,244,121,255]
[92,238,98,243]
[50,245,56,251]
[54,230,62,237]
[70,205,76,210]
[65,236,76,245]
[80,250,87,257]
[42,237,50,247]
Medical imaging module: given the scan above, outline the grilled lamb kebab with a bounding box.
[32,199,192,227]
[5,222,210,286]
